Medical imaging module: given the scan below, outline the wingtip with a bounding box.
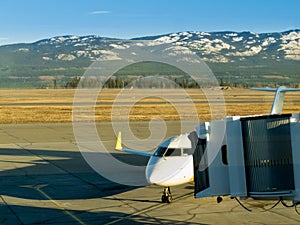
[115,131,122,151]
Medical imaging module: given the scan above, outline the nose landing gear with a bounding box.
[161,187,172,203]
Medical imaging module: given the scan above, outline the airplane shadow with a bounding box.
[0,147,205,225]
[0,147,148,201]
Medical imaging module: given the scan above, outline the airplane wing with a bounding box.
[115,132,153,157]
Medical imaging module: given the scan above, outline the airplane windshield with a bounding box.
[153,147,191,157]
[164,148,181,156]
[153,146,167,157]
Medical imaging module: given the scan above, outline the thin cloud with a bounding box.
[0,37,9,46]
[89,10,111,15]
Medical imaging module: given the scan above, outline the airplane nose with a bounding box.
[146,156,194,187]
[146,165,157,184]
[146,171,160,185]
[145,158,162,185]
[146,162,175,186]
[145,157,174,185]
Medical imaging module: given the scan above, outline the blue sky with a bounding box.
[0,0,300,45]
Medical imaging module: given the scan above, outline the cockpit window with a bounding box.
[164,148,181,156]
[153,146,167,157]
[183,148,193,155]
[153,147,193,157]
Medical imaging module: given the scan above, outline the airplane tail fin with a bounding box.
[115,132,122,151]
[251,86,300,115]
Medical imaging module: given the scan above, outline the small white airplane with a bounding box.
[115,86,300,203]
[115,132,194,203]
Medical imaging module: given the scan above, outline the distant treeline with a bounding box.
[65,76,206,89]
[64,76,300,89]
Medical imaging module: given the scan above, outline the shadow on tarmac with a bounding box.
[0,204,207,225]
[0,147,150,200]
[0,147,206,224]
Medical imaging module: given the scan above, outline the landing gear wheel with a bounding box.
[161,195,167,203]
[166,195,173,203]
[161,187,172,203]
[217,196,223,203]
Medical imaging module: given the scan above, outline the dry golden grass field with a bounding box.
[0,88,300,123]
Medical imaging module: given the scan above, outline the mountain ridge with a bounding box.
[0,30,300,88]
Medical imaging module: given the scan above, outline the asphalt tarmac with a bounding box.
[0,122,300,225]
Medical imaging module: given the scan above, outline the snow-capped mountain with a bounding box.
[33,30,300,62]
[8,30,300,63]
[0,30,300,87]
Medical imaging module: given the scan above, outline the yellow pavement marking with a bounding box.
[104,192,193,225]
[22,184,87,225]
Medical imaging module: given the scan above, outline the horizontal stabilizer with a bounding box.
[251,86,300,115]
